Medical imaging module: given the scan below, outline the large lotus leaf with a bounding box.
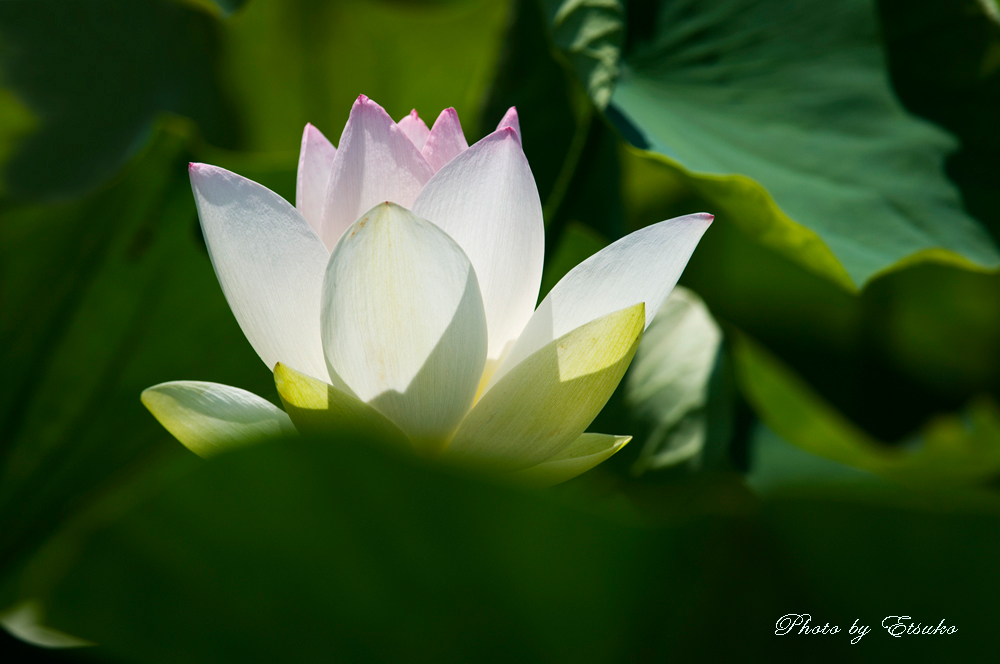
[877,0,1000,240]
[732,332,1000,489]
[527,0,1000,289]
[542,0,624,109]
[609,0,1000,288]
[623,142,1000,448]
[6,432,999,661]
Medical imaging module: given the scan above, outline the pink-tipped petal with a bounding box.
[413,126,544,367]
[496,106,521,145]
[422,108,469,172]
[296,123,336,235]
[397,109,431,151]
[484,213,714,393]
[320,96,434,249]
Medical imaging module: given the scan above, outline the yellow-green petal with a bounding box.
[0,600,93,649]
[273,363,409,449]
[141,381,296,458]
[510,433,632,488]
[447,303,645,470]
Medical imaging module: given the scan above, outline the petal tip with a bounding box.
[272,361,290,387]
[188,163,232,189]
[139,384,171,415]
[301,123,323,145]
[189,162,222,176]
[354,94,374,108]
[495,108,522,144]
[272,363,304,405]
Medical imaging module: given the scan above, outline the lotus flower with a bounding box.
[141,95,711,486]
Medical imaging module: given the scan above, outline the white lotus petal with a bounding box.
[273,363,410,449]
[141,381,297,458]
[190,164,330,382]
[446,304,644,470]
[320,95,434,250]
[510,433,632,488]
[421,107,469,172]
[413,126,544,375]
[485,213,712,392]
[295,123,336,235]
[397,109,431,151]
[496,106,521,144]
[321,202,487,450]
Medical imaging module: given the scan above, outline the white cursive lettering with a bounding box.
[775,614,808,636]
[882,616,956,637]
[849,619,869,644]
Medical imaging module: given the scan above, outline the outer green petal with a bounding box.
[447,303,644,470]
[509,433,631,488]
[141,381,296,458]
[0,600,93,648]
[273,363,410,449]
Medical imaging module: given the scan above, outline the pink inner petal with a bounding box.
[397,109,431,151]
[296,123,337,236]
[422,107,470,172]
[320,95,434,250]
[496,106,521,145]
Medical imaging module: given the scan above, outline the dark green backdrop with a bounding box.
[1,0,998,661]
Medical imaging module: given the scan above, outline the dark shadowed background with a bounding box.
[2,0,999,661]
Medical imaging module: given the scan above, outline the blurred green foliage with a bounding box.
[613,0,1000,288]
[12,433,1000,662]
[2,0,1000,660]
[0,0,237,199]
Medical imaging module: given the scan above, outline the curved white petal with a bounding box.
[412,126,544,372]
[274,363,410,449]
[397,109,430,150]
[510,433,631,488]
[141,381,297,458]
[295,123,336,235]
[321,202,487,449]
[485,213,712,392]
[190,163,331,382]
[496,106,521,144]
[320,95,434,250]
[446,304,644,470]
[421,107,469,172]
